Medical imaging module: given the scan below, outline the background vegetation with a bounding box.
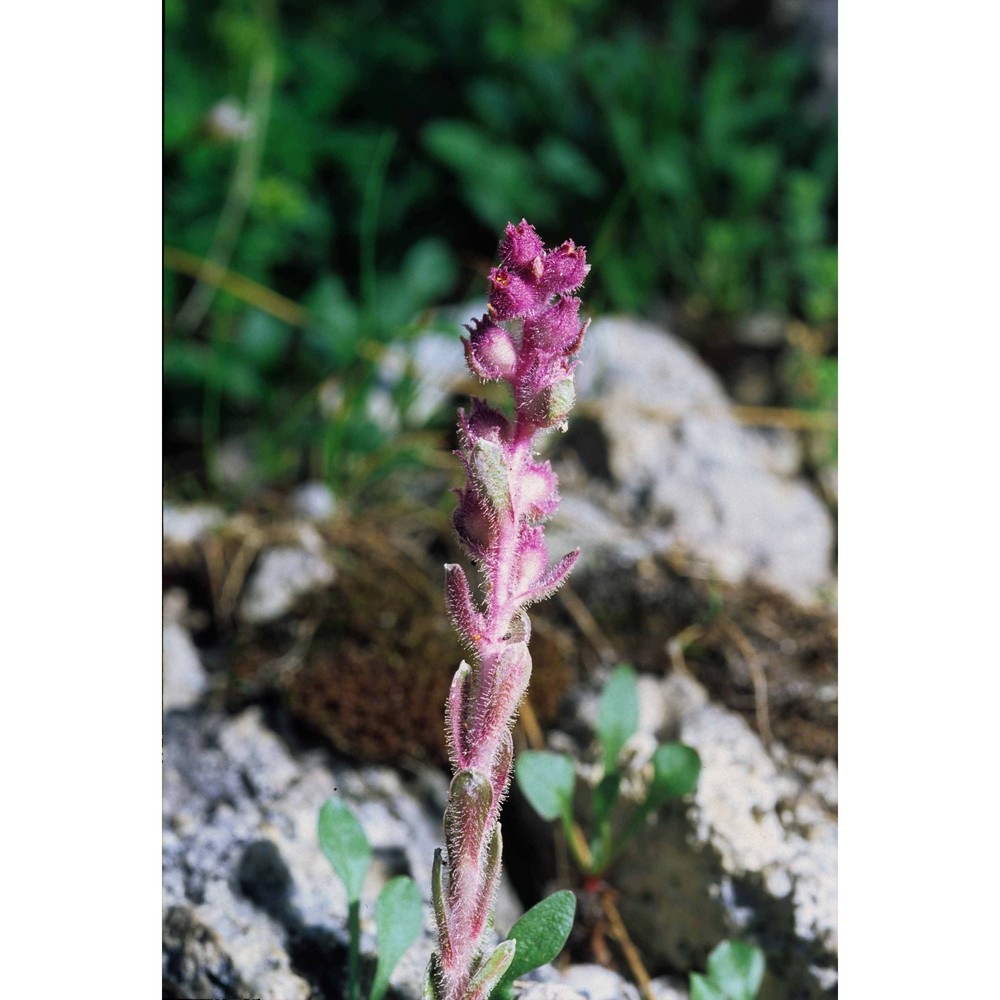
[164,0,837,502]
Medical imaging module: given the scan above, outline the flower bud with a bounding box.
[520,460,559,520]
[521,374,576,428]
[498,219,544,269]
[453,487,495,556]
[463,316,517,381]
[542,240,590,296]
[522,295,584,356]
[488,266,545,320]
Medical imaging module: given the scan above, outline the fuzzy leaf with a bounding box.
[430,849,452,964]
[462,940,516,1000]
[471,825,503,940]
[516,751,575,823]
[706,941,766,1000]
[371,876,423,1000]
[597,663,639,773]
[647,742,701,807]
[445,564,485,647]
[447,661,473,769]
[318,800,371,902]
[491,890,577,999]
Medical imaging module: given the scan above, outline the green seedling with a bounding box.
[318,799,424,1000]
[690,940,766,1000]
[516,664,701,879]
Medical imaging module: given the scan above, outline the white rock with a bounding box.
[558,964,641,1000]
[289,481,337,520]
[163,503,224,546]
[238,546,335,624]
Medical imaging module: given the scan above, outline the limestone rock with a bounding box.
[556,317,834,604]
[238,545,336,624]
[162,589,207,712]
[557,669,837,999]
[163,706,523,1000]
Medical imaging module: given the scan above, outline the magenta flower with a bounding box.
[424,221,590,1000]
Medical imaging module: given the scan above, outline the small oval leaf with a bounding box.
[690,973,727,1000]
[706,940,766,1000]
[491,890,577,998]
[318,799,372,902]
[647,742,701,807]
[371,876,424,1000]
[597,664,639,772]
[515,751,575,823]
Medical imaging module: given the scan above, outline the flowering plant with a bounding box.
[423,220,590,1000]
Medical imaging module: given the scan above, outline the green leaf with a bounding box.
[318,799,371,902]
[646,743,701,808]
[515,751,575,823]
[370,876,424,1000]
[690,973,726,1000]
[237,310,292,370]
[597,664,639,772]
[706,941,766,1000]
[591,769,621,831]
[491,890,577,999]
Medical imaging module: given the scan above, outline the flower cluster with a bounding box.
[424,221,589,1000]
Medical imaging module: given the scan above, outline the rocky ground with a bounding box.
[163,317,837,999]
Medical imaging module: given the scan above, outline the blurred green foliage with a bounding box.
[164,0,837,498]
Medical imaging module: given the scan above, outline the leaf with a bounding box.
[463,940,516,1000]
[318,799,371,902]
[646,743,701,807]
[690,973,727,1000]
[515,751,575,823]
[590,770,621,837]
[490,890,577,999]
[370,876,424,1000]
[706,941,766,1000]
[597,664,639,773]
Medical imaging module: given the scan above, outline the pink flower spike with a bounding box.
[429,221,589,999]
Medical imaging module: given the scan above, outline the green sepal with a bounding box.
[490,890,577,999]
[318,799,371,902]
[422,954,444,1000]
[431,848,452,962]
[471,438,511,513]
[370,875,423,1000]
[462,940,516,1000]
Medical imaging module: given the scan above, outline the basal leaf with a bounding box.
[597,664,639,772]
[706,940,766,1000]
[491,890,577,999]
[318,799,371,902]
[370,876,424,1000]
[515,751,575,823]
[647,742,701,807]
